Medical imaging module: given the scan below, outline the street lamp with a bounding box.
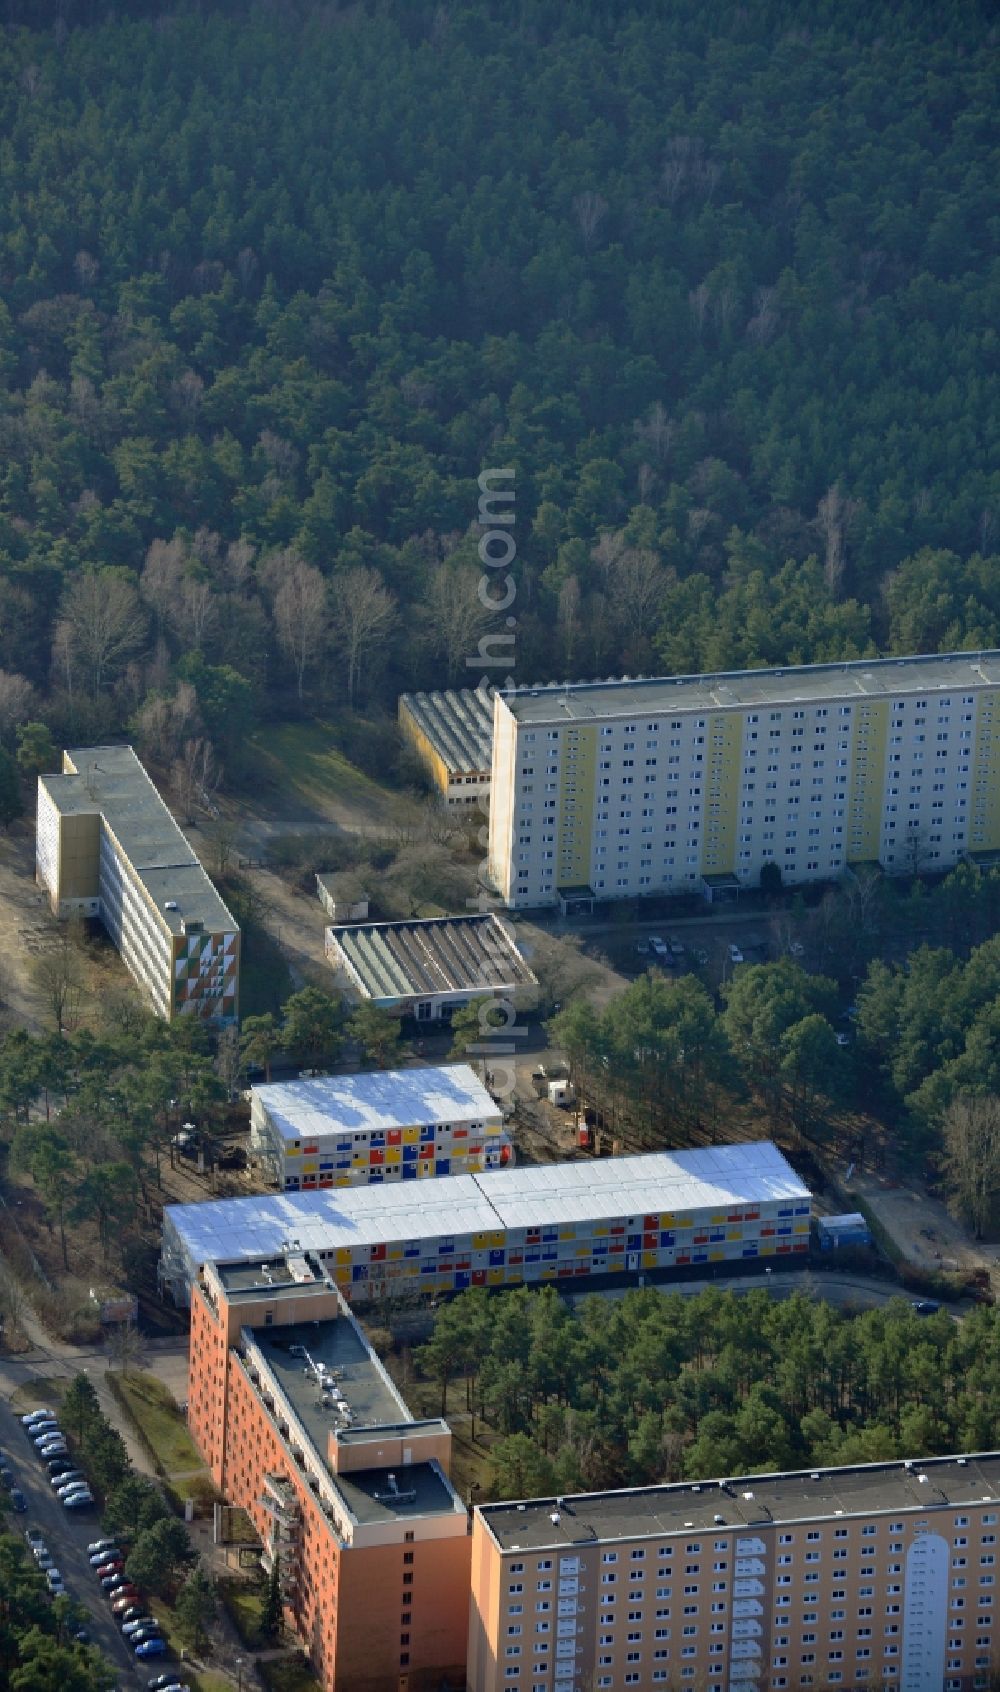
[236,1657,244,1692]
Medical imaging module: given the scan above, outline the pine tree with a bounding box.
[261,1555,283,1640]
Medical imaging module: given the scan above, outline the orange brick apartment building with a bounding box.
[187,1249,470,1692]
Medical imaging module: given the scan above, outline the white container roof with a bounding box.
[254,1063,501,1144]
[165,1141,810,1271]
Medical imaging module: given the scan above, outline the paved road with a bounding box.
[1,1395,152,1687]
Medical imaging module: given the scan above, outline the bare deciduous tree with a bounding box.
[423,562,493,684]
[329,566,397,710]
[273,555,328,701]
[0,669,36,746]
[54,568,148,698]
[172,737,221,825]
[633,400,673,463]
[816,482,860,595]
[34,930,88,1032]
[941,1094,1000,1239]
[557,575,583,673]
[573,190,609,253]
[140,537,188,635]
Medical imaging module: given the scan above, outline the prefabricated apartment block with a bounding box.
[160,1141,811,1306]
[249,1063,511,1192]
[468,1454,1000,1692]
[324,911,536,1024]
[487,650,1000,908]
[398,681,494,805]
[188,1249,470,1692]
[36,745,239,1023]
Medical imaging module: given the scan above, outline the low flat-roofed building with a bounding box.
[324,910,536,1024]
[249,1062,510,1191]
[468,1452,1000,1692]
[399,681,494,805]
[188,1249,469,1691]
[36,744,238,1023]
[160,1140,811,1305]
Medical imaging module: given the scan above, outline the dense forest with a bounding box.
[416,1283,1000,1498]
[0,0,995,779]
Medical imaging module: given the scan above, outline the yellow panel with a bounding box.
[710,1213,726,1224]
[402,1126,419,1144]
[487,1268,505,1285]
[727,1228,742,1240]
[559,1229,575,1242]
[489,1231,504,1246]
[794,1221,809,1234]
[709,1250,725,1262]
[659,1214,674,1228]
[593,1225,608,1238]
[760,1242,775,1256]
[385,1148,401,1164]
[285,1145,301,1159]
[352,1154,366,1166]
[334,1268,350,1285]
[418,1163,434,1178]
[335,1176,350,1188]
[540,1265,557,1279]
[335,1249,352,1265]
[302,1162,317,1174]
[388,1247,403,1261]
[643,1252,658,1269]
[557,723,597,887]
[607,1259,624,1273]
[848,698,888,861]
[700,711,741,877]
[473,1232,489,1249]
[576,1244,589,1258]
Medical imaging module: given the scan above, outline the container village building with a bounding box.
[187,1248,470,1692]
[159,1141,811,1306]
[398,682,495,806]
[248,1063,512,1193]
[324,911,537,1026]
[487,649,1000,909]
[35,744,239,1024]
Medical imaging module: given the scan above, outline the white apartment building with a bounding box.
[36,745,239,1023]
[487,652,1000,908]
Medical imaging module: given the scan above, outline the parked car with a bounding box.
[36,1438,69,1457]
[94,1556,124,1576]
[56,1477,92,1498]
[728,944,744,964]
[129,1627,165,1647]
[135,1640,167,1660]
[9,1488,27,1512]
[0,1462,13,1488]
[31,1424,63,1445]
[34,1550,55,1570]
[25,1529,44,1548]
[101,1569,130,1589]
[122,1616,158,1636]
[691,947,708,965]
[46,1569,66,1596]
[148,1679,190,1692]
[21,1409,55,1426]
[53,1469,86,1489]
[105,1574,135,1595]
[111,1592,142,1614]
[88,1538,119,1556]
[71,1624,91,1644]
[89,1545,122,1567]
[912,1299,941,1316]
[46,1456,75,1475]
[788,940,805,957]
[63,1491,95,1510]
[667,937,685,957]
[649,935,668,956]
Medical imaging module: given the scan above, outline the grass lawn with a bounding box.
[259,1657,324,1692]
[239,916,293,1018]
[217,1575,268,1649]
[249,720,399,828]
[189,1676,234,1692]
[113,1371,205,1475]
[10,1377,65,1414]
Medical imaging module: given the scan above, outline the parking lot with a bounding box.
[0,1394,177,1687]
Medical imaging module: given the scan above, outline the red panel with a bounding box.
[644,1214,658,1229]
[472,1270,487,1286]
[387,1129,402,1146]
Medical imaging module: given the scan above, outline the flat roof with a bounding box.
[253,1063,501,1144]
[480,1453,1000,1551]
[164,1141,809,1270]
[253,1316,407,1433]
[399,683,494,774]
[499,649,1000,725]
[41,745,236,937]
[250,1318,461,1525]
[326,912,536,1004]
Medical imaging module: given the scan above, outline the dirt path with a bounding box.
[0,823,59,1032]
[851,1172,999,1284]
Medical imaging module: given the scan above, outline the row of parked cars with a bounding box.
[85,1536,189,1673]
[23,1527,91,1633]
[21,1406,96,1509]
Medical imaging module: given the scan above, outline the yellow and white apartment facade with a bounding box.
[36,745,239,1024]
[487,652,1000,908]
[468,1453,1000,1692]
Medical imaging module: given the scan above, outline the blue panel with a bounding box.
[402,1144,419,1162]
[438,1240,454,1255]
[420,1124,435,1141]
[454,1272,471,1290]
[336,1158,351,1169]
[693,1251,708,1263]
[627,1234,642,1249]
[742,1245,758,1258]
[542,1249,558,1262]
[795,1204,810,1215]
[368,1171,383,1184]
[370,1133,385,1148]
[351,1265,367,1282]
[592,1241,608,1256]
[404,1242,421,1256]
[420,1262,437,1275]
[542,1229,558,1243]
[284,1177,300,1191]
[659,1231,675,1247]
[525,1251,540,1264]
[436,1158,450,1175]
[710,1229,725,1241]
[401,1165,417,1180]
[489,1249,505,1266]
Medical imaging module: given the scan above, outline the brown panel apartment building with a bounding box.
[468,1459,1000,1692]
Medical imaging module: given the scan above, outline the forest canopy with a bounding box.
[0,0,995,756]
